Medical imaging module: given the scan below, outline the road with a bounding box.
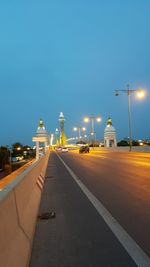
[30,149,150,267]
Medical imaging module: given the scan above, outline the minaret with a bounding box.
[59,112,67,146]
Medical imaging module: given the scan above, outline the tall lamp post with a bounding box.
[73,127,86,141]
[84,115,101,147]
[115,84,145,152]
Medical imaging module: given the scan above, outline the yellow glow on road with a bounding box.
[68,149,150,167]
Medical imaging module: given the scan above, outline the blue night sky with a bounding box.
[0,0,150,146]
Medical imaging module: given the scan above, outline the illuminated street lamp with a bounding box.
[73,127,86,140]
[84,115,101,146]
[136,89,146,99]
[84,117,89,123]
[115,84,145,152]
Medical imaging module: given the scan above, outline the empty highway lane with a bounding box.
[30,150,150,267]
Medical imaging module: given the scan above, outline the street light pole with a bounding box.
[91,117,94,134]
[73,127,86,142]
[84,115,101,148]
[115,84,145,152]
[78,127,81,140]
[127,89,132,151]
[91,117,95,147]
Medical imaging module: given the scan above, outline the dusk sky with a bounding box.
[0,0,150,146]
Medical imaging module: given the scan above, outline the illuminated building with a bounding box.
[104,117,117,147]
[59,112,67,146]
[32,119,48,160]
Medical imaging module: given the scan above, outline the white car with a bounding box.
[61,147,68,152]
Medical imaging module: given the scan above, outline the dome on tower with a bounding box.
[36,119,47,137]
[59,112,64,118]
[104,117,116,133]
[59,112,65,121]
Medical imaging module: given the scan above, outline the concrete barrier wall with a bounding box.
[0,152,49,267]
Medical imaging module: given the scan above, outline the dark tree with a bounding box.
[0,147,9,168]
[12,142,23,157]
[117,140,129,146]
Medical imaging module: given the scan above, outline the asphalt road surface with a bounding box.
[30,149,150,267]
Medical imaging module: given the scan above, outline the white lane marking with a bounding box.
[57,153,150,267]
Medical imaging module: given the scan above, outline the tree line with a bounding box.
[0,143,35,176]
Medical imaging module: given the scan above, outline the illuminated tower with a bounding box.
[32,119,48,160]
[59,112,67,146]
[104,117,117,147]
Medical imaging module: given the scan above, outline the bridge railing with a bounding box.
[0,152,49,267]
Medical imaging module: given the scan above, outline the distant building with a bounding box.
[104,117,117,147]
[32,119,48,160]
[59,112,67,146]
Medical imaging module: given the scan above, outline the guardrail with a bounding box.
[0,152,49,267]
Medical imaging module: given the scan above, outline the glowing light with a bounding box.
[96,117,101,122]
[82,127,86,131]
[136,89,145,99]
[73,127,77,131]
[139,142,143,146]
[84,117,89,123]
